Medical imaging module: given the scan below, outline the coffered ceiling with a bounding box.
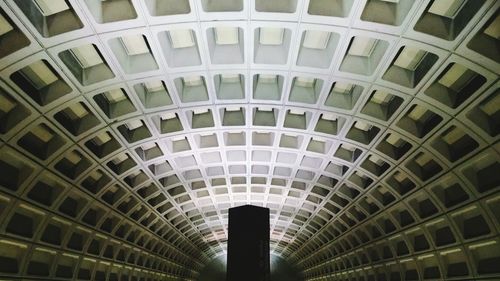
[0,0,499,280]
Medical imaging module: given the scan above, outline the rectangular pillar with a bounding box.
[226,205,270,281]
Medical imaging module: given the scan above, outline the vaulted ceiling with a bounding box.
[0,0,499,280]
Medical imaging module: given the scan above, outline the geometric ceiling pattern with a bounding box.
[0,0,499,280]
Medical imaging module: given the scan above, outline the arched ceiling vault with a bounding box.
[0,0,499,280]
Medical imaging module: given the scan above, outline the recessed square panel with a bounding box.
[308,0,354,17]
[354,121,372,131]
[303,30,330,50]
[20,61,58,90]
[184,75,203,86]
[215,26,239,45]
[428,0,466,18]
[160,112,176,120]
[348,37,377,57]
[371,91,393,104]
[66,150,82,165]
[295,77,315,87]
[169,29,195,49]
[104,89,127,103]
[33,0,70,16]
[70,45,103,68]
[332,82,353,94]
[393,46,426,70]
[0,14,14,36]
[201,0,243,12]
[120,35,149,56]
[141,142,157,151]
[144,80,164,93]
[0,92,16,113]
[83,0,137,24]
[226,106,241,112]
[259,27,284,45]
[369,154,385,166]
[258,74,277,84]
[31,124,54,143]
[257,106,272,112]
[289,109,305,115]
[125,119,143,130]
[322,113,337,121]
[255,0,297,13]
[94,132,112,146]
[479,93,500,115]
[112,153,129,165]
[386,134,405,147]
[407,105,428,121]
[414,153,432,166]
[221,74,240,83]
[484,14,500,39]
[144,0,190,16]
[88,170,103,181]
[441,127,465,144]
[193,108,209,115]
[438,63,470,90]
[65,103,88,120]
[393,171,407,182]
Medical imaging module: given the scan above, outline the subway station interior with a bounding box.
[0,0,499,280]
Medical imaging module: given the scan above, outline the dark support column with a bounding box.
[226,205,270,281]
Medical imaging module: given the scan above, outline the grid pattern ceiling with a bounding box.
[0,0,499,280]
